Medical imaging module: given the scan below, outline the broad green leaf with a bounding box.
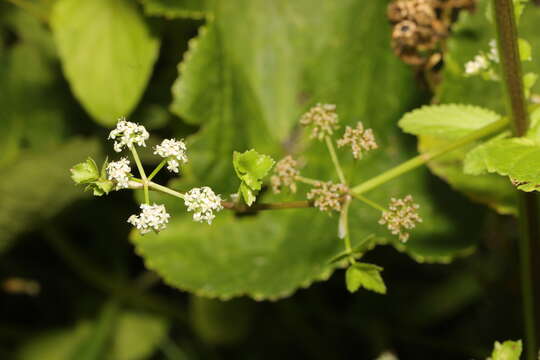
[139,0,206,19]
[51,0,160,126]
[0,8,67,167]
[70,157,100,184]
[523,72,538,99]
[0,138,100,254]
[399,104,501,140]
[345,263,386,294]
[190,296,254,345]
[464,137,540,192]
[488,340,522,360]
[134,0,485,300]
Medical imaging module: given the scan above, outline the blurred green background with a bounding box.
[0,0,538,359]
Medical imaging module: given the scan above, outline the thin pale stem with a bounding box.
[338,198,355,265]
[222,200,312,213]
[325,136,347,184]
[148,181,185,199]
[493,0,539,356]
[352,193,386,212]
[147,159,168,181]
[351,117,509,195]
[295,175,322,186]
[130,147,149,204]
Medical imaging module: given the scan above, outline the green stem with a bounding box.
[351,117,509,195]
[295,175,322,186]
[493,0,539,356]
[148,181,185,200]
[352,193,386,212]
[338,198,355,265]
[147,159,168,181]
[130,147,149,204]
[325,136,347,184]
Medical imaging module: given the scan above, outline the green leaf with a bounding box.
[523,72,538,99]
[345,263,386,294]
[0,138,100,254]
[518,38,532,61]
[71,157,100,184]
[233,149,274,205]
[109,312,170,360]
[233,150,275,191]
[190,296,254,345]
[489,340,522,360]
[16,309,168,360]
[399,104,501,140]
[133,0,484,300]
[50,0,160,126]
[0,9,68,167]
[139,0,206,19]
[464,137,540,192]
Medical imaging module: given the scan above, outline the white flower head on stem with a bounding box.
[154,138,188,173]
[464,54,489,75]
[378,195,422,243]
[128,203,170,235]
[307,181,349,213]
[108,117,149,152]
[300,103,340,140]
[271,155,300,194]
[488,39,500,63]
[106,157,131,190]
[184,187,223,224]
[337,122,378,159]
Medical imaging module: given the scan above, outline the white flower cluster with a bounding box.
[464,54,488,75]
[464,39,499,76]
[128,203,170,235]
[108,117,150,152]
[184,187,223,224]
[106,157,131,190]
[154,138,188,173]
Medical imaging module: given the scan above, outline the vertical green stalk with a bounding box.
[130,147,150,204]
[493,0,539,357]
[325,136,347,184]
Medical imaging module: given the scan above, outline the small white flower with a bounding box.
[154,138,188,173]
[184,187,223,224]
[106,157,131,190]
[488,39,500,63]
[128,203,170,235]
[108,117,149,152]
[465,54,489,75]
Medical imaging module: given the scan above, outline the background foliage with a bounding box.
[0,0,538,358]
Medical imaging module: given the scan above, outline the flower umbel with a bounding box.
[108,117,150,152]
[128,203,170,235]
[307,181,349,212]
[184,187,223,224]
[154,138,188,173]
[271,155,300,194]
[300,103,339,140]
[378,195,422,243]
[464,54,489,75]
[106,157,131,190]
[337,122,378,159]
